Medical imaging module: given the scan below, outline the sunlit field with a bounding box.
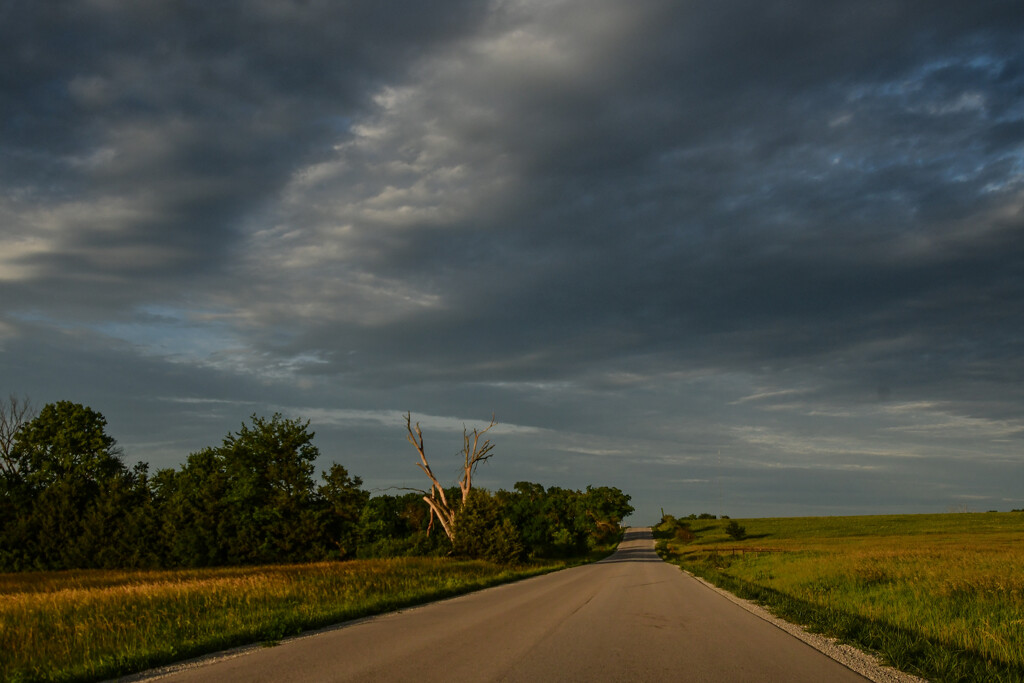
[0,556,583,683]
[656,512,1024,682]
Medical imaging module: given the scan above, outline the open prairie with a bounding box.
[656,512,1024,682]
[0,556,579,683]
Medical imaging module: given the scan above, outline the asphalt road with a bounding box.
[139,528,867,682]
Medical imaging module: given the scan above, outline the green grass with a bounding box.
[0,552,607,683]
[656,512,1024,683]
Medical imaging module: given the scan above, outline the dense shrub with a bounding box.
[453,489,527,564]
[725,520,747,540]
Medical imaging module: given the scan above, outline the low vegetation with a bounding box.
[0,549,616,683]
[655,512,1024,682]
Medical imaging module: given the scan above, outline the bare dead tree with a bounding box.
[405,412,497,542]
[0,394,35,476]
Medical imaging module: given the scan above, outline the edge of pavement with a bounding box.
[676,567,927,683]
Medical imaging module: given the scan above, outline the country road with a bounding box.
[134,528,869,682]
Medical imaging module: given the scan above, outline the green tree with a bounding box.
[580,485,633,544]
[158,414,367,566]
[3,401,134,569]
[0,404,370,570]
[218,414,322,563]
[16,401,124,490]
[499,483,632,558]
[503,482,552,553]
[357,495,405,554]
[319,463,369,559]
[356,492,450,558]
[155,449,231,566]
[452,489,525,564]
[725,520,746,541]
[76,462,159,568]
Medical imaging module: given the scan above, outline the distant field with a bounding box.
[0,555,590,683]
[655,512,1024,682]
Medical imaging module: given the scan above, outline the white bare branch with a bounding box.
[405,411,498,543]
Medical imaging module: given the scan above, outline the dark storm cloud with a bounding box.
[2,0,1023,519]
[0,0,486,312]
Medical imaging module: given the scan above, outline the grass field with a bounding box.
[655,512,1024,682]
[0,554,602,683]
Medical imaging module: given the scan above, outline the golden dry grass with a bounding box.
[0,557,564,682]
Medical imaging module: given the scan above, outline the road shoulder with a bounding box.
[678,568,926,683]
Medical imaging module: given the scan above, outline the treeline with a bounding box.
[0,400,632,570]
[363,482,633,564]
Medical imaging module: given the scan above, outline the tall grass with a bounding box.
[0,557,574,683]
[657,512,1024,682]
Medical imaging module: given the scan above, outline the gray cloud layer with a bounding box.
[2,1,1022,521]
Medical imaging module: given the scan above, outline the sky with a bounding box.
[2,1,1023,524]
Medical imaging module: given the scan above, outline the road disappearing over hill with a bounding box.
[142,528,869,682]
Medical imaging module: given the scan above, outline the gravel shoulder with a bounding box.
[679,569,927,683]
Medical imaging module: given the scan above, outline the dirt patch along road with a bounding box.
[136,528,868,682]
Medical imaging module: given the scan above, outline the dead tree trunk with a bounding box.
[405,412,497,543]
[0,394,34,476]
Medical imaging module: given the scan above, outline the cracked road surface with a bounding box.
[138,528,867,682]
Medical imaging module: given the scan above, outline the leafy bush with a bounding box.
[453,489,526,564]
[725,520,747,540]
